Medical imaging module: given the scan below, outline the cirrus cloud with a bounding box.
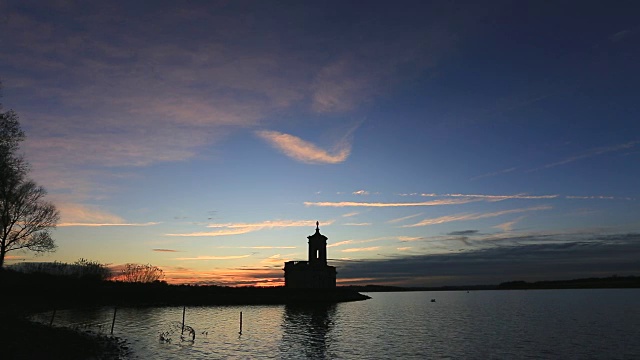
[403,206,551,228]
[166,219,333,237]
[341,246,381,253]
[175,255,252,261]
[256,130,351,164]
[304,198,479,207]
[59,222,159,227]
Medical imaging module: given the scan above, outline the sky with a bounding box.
[1,0,639,287]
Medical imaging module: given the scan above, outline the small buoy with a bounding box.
[431,299,436,302]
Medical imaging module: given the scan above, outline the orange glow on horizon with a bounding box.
[159,268,386,287]
[160,266,285,287]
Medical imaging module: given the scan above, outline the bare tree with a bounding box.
[117,263,165,283]
[0,94,60,267]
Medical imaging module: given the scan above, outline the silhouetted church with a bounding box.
[284,222,337,288]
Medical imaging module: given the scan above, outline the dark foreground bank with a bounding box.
[1,269,368,359]
[0,313,128,360]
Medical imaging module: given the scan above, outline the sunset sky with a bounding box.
[1,1,639,286]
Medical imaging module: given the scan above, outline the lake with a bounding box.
[35,289,640,359]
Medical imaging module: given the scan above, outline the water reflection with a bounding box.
[29,290,640,359]
[280,303,336,359]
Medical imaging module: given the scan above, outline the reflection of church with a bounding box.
[284,222,337,288]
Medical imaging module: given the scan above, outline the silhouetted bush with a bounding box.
[114,263,164,283]
[8,258,111,281]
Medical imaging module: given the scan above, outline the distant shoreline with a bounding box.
[343,275,640,292]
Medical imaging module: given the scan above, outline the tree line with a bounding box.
[9,258,165,283]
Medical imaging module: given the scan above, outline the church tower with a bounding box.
[308,221,327,265]
[283,222,337,288]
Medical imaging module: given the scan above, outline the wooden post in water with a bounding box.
[181,306,186,335]
[49,308,56,327]
[110,307,117,335]
[239,311,243,335]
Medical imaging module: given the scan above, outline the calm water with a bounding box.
[35,289,640,359]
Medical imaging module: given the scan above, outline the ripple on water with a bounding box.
[33,289,640,359]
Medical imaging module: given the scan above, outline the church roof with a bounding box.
[308,221,328,240]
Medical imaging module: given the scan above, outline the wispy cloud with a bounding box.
[307,193,558,208]
[397,247,412,251]
[218,246,297,249]
[304,198,478,207]
[398,236,425,242]
[566,195,614,200]
[59,222,159,227]
[420,193,558,201]
[387,213,423,224]
[328,238,384,248]
[166,219,332,237]
[55,202,129,226]
[152,249,180,252]
[447,230,479,236]
[610,29,632,42]
[166,228,255,237]
[261,255,283,265]
[341,246,381,253]
[344,222,372,226]
[565,195,634,200]
[403,206,551,227]
[175,255,252,261]
[256,130,351,164]
[0,3,311,204]
[311,57,372,113]
[206,219,331,229]
[396,193,419,197]
[309,10,459,114]
[414,192,629,203]
[529,141,639,172]
[3,1,472,234]
[493,216,526,232]
[342,212,360,218]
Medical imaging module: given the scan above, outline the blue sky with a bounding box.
[1,0,639,286]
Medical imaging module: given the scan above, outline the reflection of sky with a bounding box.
[2,1,640,285]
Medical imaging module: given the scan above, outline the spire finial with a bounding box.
[316,221,319,230]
